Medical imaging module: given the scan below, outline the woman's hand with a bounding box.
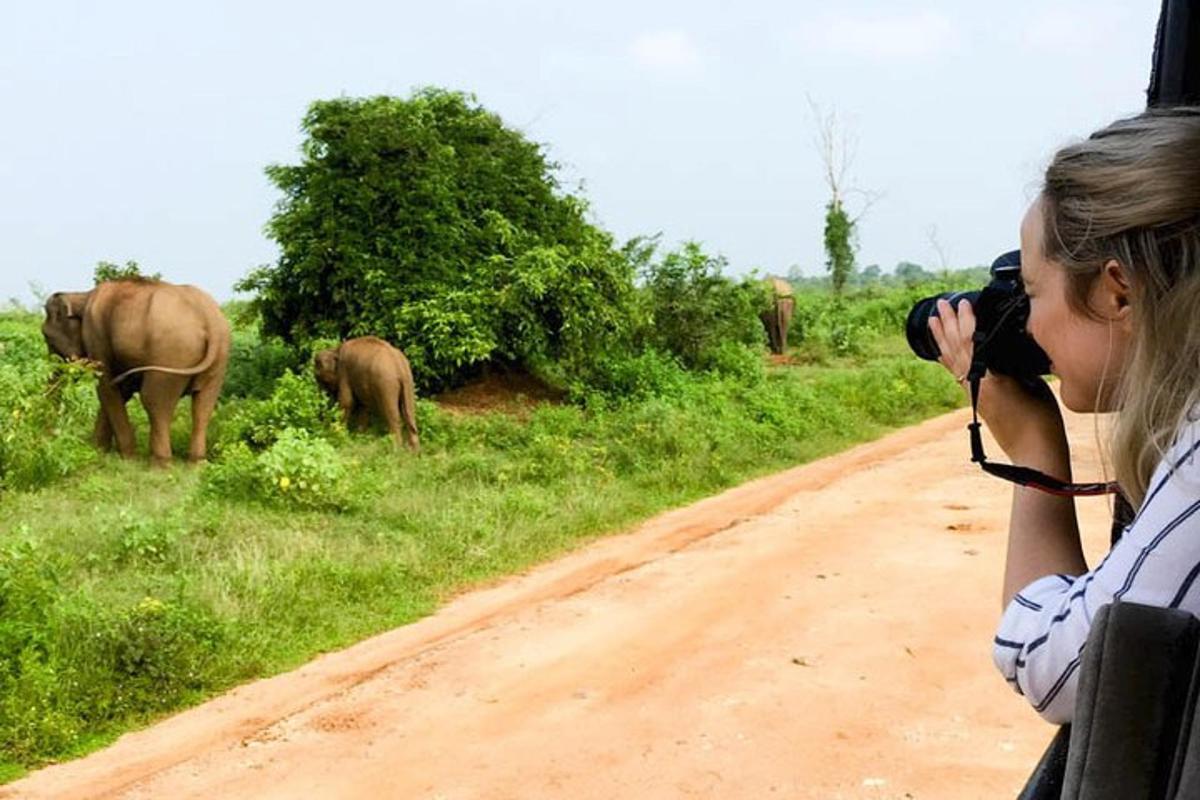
[927,299,1070,476]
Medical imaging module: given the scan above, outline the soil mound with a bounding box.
[433,369,565,416]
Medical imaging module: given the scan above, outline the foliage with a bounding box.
[93,261,161,284]
[240,88,638,392]
[0,537,224,766]
[219,370,342,451]
[254,430,351,510]
[562,349,691,407]
[203,430,351,511]
[0,320,98,491]
[635,241,768,370]
[823,200,856,295]
[221,329,300,399]
[787,262,992,292]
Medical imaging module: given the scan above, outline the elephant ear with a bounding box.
[48,293,82,320]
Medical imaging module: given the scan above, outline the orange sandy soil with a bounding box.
[4,401,1118,799]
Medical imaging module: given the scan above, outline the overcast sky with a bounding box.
[0,0,1162,303]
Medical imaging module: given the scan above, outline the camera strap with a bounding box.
[964,364,1121,497]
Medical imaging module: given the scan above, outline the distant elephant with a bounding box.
[314,336,420,452]
[42,279,231,465]
[759,276,795,355]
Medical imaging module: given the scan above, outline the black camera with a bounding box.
[905,250,1050,379]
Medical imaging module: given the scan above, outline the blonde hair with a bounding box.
[1041,107,1200,505]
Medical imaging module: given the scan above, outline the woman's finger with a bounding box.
[928,314,951,360]
[955,299,977,342]
[928,300,975,380]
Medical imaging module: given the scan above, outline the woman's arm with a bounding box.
[927,301,1087,605]
[1001,423,1087,604]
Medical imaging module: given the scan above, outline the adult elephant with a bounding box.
[314,336,420,452]
[760,276,795,355]
[41,279,231,465]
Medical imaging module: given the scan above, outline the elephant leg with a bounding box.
[337,379,355,430]
[96,381,137,458]
[139,373,186,467]
[765,312,781,354]
[778,298,794,352]
[379,390,405,450]
[93,410,114,451]
[188,383,220,462]
[399,380,420,452]
[777,302,787,352]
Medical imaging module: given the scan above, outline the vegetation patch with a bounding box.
[0,288,970,777]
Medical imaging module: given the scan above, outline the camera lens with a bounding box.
[905,291,978,361]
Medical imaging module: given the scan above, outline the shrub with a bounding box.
[97,596,225,707]
[564,349,689,406]
[698,339,766,383]
[219,370,342,451]
[203,429,351,511]
[0,540,225,762]
[222,328,299,399]
[257,430,351,510]
[239,88,639,392]
[93,260,161,283]
[0,320,98,492]
[636,241,767,370]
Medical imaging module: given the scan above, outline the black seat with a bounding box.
[1017,601,1200,799]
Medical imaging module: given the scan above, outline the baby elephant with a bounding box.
[314,336,420,452]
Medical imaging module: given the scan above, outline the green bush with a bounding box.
[0,320,98,492]
[636,241,767,370]
[92,260,160,284]
[203,429,351,511]
[239,88,638,393]
[222,328,299,399]
[219,370,342,451]
[0,537,225,764]
[699,339,766,383]
[257,430,352,510]
[96,597,225,706]
[564,349,689,406]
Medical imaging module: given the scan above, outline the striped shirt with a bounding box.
[993,416,1200,724]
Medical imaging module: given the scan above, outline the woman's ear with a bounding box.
[1097,259,1132,329]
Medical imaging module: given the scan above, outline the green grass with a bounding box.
[0,327,965,779]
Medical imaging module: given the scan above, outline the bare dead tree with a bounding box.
[806,96,881,224]
[807,97,881,293]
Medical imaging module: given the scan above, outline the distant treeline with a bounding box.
[786,262,993,292]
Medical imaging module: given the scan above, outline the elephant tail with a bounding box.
[111,334,221,385]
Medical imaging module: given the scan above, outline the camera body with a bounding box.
[905,250,1050,379]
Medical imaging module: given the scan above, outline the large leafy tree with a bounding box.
[240,88,636,390]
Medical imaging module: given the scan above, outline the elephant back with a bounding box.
[85,280,230,382]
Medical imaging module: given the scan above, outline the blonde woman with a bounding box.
[929,107,1200,723]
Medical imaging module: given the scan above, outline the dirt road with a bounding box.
[6,403,1119,799]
